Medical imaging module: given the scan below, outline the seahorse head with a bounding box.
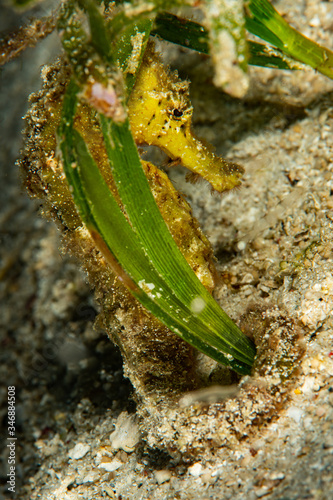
[128,42,244,192]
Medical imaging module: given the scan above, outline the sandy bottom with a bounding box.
[1,1,333,499]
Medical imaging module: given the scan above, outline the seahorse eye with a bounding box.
[173,108,183,118]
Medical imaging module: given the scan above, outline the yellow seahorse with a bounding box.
[128,42,244,193]
[26,43,243,295]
